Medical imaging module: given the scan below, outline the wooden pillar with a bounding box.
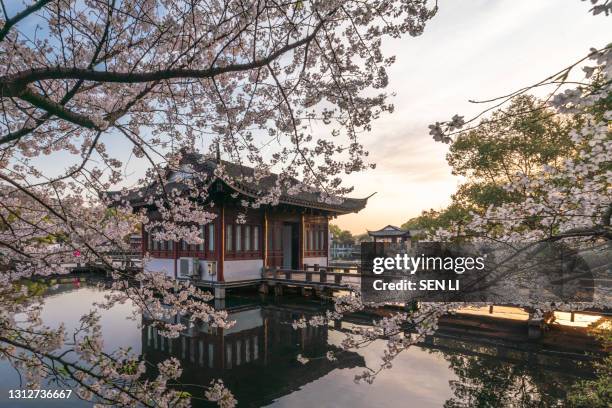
[299,213,305,269]
[325,215,330,262]
[263,211,268,268]
[173,234,178,279]
[218,204,225,282]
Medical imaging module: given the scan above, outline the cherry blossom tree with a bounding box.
[293,6,610,388]
[432,46,611,245]
[0,0,438,406]
[0,0,608,405]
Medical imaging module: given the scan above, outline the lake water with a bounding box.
[0,280,604,407]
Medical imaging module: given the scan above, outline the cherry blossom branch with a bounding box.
[0,0,53,42]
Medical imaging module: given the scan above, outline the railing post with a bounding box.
[318,265,327,283]
[334,273,341,284]
[336,268,349,285]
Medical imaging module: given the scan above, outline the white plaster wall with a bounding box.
[197,260,219,282]
[303,256,328,268]
[223,259,264,281]
[144,258,175,278]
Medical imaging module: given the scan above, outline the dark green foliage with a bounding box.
[329,224,355,245]
[404,96,576,235]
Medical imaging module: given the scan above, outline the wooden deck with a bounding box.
[263,263,361,289]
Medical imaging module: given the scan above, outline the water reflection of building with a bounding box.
[142,305,365,406]
[141,298,606,406]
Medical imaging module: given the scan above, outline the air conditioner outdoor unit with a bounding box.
[178,257,200,279]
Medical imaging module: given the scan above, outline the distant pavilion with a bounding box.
[367,225,411,243]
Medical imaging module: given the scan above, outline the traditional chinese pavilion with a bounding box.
[367,225,412,243]
[109,151,369,293]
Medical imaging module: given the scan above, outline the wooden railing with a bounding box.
[262,263,362,288]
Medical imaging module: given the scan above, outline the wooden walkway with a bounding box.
[262,263,362,292]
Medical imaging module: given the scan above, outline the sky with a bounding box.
[9,0,611,234]
[332,0,611,234]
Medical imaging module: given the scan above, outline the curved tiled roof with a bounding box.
[106,152,371,214]
[367,225,411,237]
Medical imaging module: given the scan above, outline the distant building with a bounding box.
[330,242,356,259]
[367,225,412,243]
[366,225,423,251]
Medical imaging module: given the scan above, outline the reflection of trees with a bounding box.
[567,319,611,407]
[140,298,605,407]
[436,349,592,407]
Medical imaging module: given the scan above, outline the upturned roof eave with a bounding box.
[108,176,369,215]
[220,178,368,214]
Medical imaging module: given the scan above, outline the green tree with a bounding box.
[354,233,371,243]
[447,95,574,209]
[329,224,355,245]
[404,95,575,235]
[402,205,472,238]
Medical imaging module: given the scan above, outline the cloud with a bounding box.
[334,0,610,233]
